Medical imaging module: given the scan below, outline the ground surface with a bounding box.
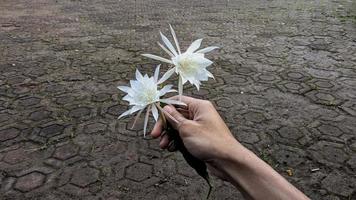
[0,0,356,199]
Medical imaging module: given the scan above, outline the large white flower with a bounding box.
[118,65,185,136]
[142,25,218,97]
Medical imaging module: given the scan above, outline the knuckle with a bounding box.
[202,100,213,107]
[177,120,190,133]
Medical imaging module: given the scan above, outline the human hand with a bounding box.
[150,96,242,169]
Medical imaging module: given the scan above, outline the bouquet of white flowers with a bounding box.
[118,25,218,199]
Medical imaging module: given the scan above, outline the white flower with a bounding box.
[117,65,185,136]
[142,25,218,97]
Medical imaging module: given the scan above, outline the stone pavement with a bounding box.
[0,0,355,199]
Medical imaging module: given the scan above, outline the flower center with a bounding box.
[138,87,158,104]
[177,57,198,76]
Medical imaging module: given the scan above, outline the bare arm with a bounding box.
[151,96,309,200]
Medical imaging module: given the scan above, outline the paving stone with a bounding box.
[84,122,108,134]
[235,130,260,144]
[272,145,306,167]
[305,90,343,106]
[317,124,343,136]
[92,93,111,102]
[277,126,303,139]
[29,110,51,121]
[14,172,46,192]
[214,97,233,108]
[0,128,19,142]
[281,71,310,82]
[243,111,266,123]
[277,80,311,94]
[18,97,41,107]
[69,107,91,118]
[309,141,349,165]
[39,124,65,138]
[321,171,355,197]
[55,95,75,105]
[125,162,153,182]
[71,167,99,187]
[3,148,29,165]
[0,113,10,123]
[53,143,79,160]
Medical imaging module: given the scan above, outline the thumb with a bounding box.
[163,105,187,130]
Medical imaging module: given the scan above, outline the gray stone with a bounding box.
[14,172,45,192]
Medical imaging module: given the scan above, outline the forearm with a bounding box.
[215,143,309,200]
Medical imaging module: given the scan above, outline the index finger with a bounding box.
[169,95,199,107]
[150,118,163,138]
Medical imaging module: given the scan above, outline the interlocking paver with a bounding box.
[0,0,355,199]
[14,172,46,192]
[71,167,99,188]
[52,143,79,161]
[0,128,19,142]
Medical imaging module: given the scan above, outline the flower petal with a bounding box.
[157,42,174,57]
[117,86,130,93]
[142,54,173,64]
[154,64,160,83]
[169,24,181,54]
[122,94,133,102]
[157,68,175,84]
[160,32,178,56]
[151,104,159,122]
[118,109,131,119]
[160,99,187,106]
[159,84,173,96]
[135,69,143,80]
[195,56,213,67]
[186,38,203,53]
[196,46,219,54]
[206,70,215,79]
[118,105,142,119]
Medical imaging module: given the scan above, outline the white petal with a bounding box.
[169,24,181,54]
[122,94,133,102]
[181,76,188,84]
[157,42,174,57]
[130,105,144,114]
[186,39,203,53]
[130,80,140,90]
[136,69,143,80]
[206,70,215,79]
[159,85,173,96]
[118,106,142,119]
[151,104,159,122]
[160,32,178,56]
[194,81,200,90]
[118,109,131,119]
[160,99,187,106]
[196,46,219,54]
[154,64,160,83]
[195,56,213,67]
[157,68,175,84]
[117,86,130,93]
[167,89,177,93]
[143,106,151,137]
[142,54,173,64]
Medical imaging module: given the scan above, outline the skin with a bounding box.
[151,96,310,200]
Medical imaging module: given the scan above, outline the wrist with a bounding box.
[211,138,249,167]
